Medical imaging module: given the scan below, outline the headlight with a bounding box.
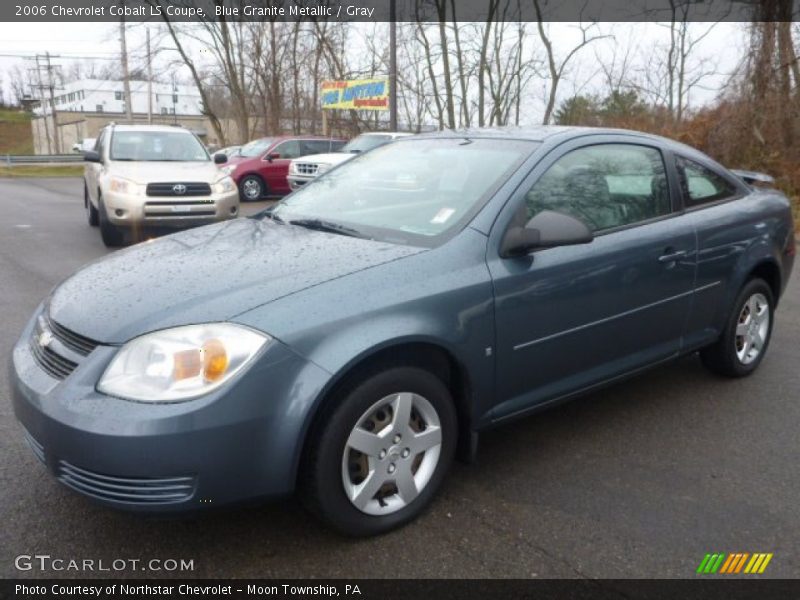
[316,163,332,174]
[97,323,270,402]
[212,176,236,194]
[108,177,143,195]
[220,164,237,175]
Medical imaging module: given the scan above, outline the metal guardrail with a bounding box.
[4,154,84,165]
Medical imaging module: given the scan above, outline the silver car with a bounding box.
[83,124,239,247]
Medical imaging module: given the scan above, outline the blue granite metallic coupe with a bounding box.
[11,127,795,535]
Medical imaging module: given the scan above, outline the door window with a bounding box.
[525,144,671,232]
[676,156,737,206]
[301,140,346,155]
[271,140,303,160]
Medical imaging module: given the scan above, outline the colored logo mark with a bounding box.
[697,553,773,574]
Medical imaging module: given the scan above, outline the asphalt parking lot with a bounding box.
[1,176,798,579]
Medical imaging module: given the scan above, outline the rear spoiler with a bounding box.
[731,169,775,186]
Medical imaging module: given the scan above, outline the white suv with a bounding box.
[287,132,411,190]
[84,124,239,247]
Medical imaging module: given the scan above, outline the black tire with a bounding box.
[98,196,125,247]
[300,365,457,536]
[700,278,775,377]
[238,175,266,202]
[85,183,99,227]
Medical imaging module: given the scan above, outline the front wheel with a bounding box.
[85,184,99,226]
[98,196,125,247]
[238,175,265,201]
[301,366,457,536]
[700,278,774,377]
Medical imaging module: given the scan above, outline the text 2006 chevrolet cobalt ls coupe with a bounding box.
[12,127,795,535]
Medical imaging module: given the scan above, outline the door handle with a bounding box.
[658,249,688,263]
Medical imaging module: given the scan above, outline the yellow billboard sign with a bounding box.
[321,79,389,111]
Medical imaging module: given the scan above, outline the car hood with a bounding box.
[108,161,225,184]
[48,218,424,344]
[223,155,252,166]
[294,152,355,166]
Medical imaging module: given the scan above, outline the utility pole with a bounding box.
[119,6,133,123]
[171,73,178,125]
[389,0,398,131]
[27,60,51,154]
[146,27,153,124]
[44,52,60,153]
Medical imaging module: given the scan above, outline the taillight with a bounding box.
[786,236,796,257]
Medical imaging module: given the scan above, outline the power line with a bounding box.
[0,52,119,61]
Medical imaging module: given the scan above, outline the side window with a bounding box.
[525,144,671,232]
[272,140,302,160]
[676,156,737,206]
[302,140,345,155]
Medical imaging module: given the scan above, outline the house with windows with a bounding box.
[30,79,214,154]
[33,79,203,117]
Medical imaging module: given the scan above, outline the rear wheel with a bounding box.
[700,278,774,377]
[239,175,265,201]
[85,184,98,226]
[98,196,125,247]
[301,366,457,536]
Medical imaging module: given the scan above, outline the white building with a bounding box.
[34,79,203,117]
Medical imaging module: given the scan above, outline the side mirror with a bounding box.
[501,210,593,257]
[84,150,102,163]
[214,153,227,164]
[266,152,281,162]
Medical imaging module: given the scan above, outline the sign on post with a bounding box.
[321,79,389,111]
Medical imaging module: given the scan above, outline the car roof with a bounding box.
[412,125,681,146]
[408,125,716,162]
[256,135,347,142]
[359,131,413,138]
[106,124,195,134]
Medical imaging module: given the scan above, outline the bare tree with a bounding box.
[534,2,610,124]
[635,3,721,122]
[7,64,32,106]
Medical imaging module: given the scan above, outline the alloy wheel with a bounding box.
[735,292,770,365]
[242,178,261,200]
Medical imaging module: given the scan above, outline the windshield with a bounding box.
[239,138,275,158]
[342,134,394,154]
[271,138,536,245]
[110,131,209,162]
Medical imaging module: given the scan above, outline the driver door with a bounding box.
[261,139,303,195]
[487,140,696,421]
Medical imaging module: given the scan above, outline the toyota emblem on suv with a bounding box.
[172,184,187,195]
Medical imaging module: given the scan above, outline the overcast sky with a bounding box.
[0,21,747,124]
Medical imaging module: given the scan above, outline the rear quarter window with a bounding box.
[676,156,738,207]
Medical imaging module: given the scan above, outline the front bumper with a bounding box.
[11,312,331,513]
[287,174,315,191]
[103,188,239,228]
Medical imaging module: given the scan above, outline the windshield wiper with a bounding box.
[289,218,368,239]
[262,209,285,223]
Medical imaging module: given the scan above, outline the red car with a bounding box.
[221,136,346,200]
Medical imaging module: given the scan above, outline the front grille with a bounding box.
[29,314,99,379]
[294,163,319,176]
[146,182,212,197]
[58,461,196,505]
[48,317,99,356]
[30,336,78,379]
[23,428,45,465]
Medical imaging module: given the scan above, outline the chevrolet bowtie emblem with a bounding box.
[38,330,53,348]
